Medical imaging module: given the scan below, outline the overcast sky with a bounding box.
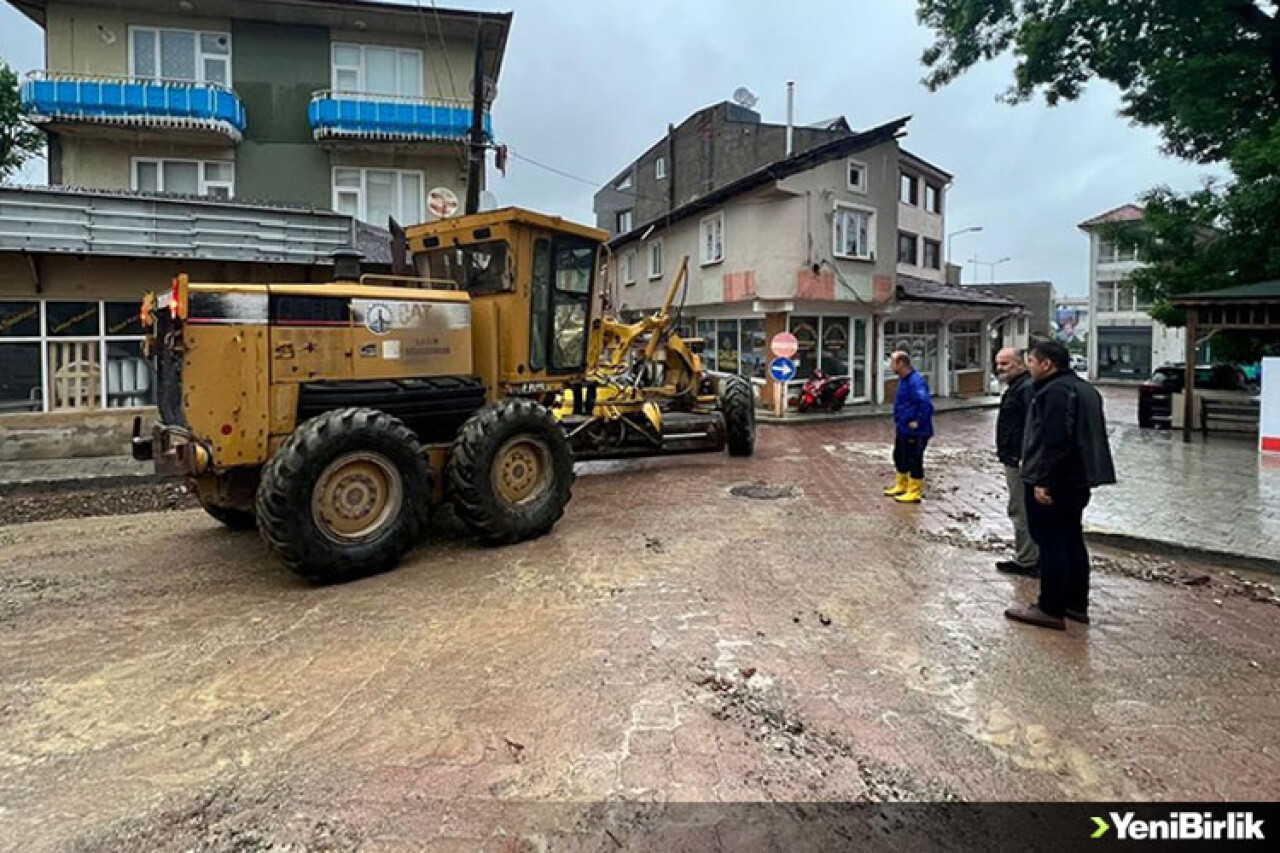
[0,0,1221,295]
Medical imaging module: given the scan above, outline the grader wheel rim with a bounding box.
[492,436,553,506]
[310,451,404,544]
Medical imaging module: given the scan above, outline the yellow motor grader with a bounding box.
[133,207,754,583]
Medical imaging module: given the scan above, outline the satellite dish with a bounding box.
[732,86,758,109]
[479,190,498,212]
[427,186,460,219]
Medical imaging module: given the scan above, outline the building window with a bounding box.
[923,238,941,270]
[130,27,232,86]
[621,250,636,285]
[884,320,939,379]
[616,209,633,234]
[648,239,663,279]
[332,167,423,226]
[655,156,667,180]
[788,315,864,386]
[833,203,873,260]
[716,320,740,373]
[924,183,942,214]
[616,173,633,191]
[899,172,919,205]
[700,212,724,265]
[331,43,423,98]
[1096,280,1118,313]
[1098,239,1140,264]
[697,319,716,370]
[132,158,234,199]
[846,158,867,193]
[897,231,918,265]
[950,319,983,370]
[0,300,154,415]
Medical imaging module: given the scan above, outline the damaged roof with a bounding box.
[896,274,1023,309]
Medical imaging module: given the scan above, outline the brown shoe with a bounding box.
[1004,605,1066,631]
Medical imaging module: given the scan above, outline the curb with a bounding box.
[0,473,167,499]
[1084,529,1280,576]
[758,399,1001,425]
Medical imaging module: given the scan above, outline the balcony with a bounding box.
[21,71,246,144]
[308,90,489,147]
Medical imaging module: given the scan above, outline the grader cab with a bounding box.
[133,207,754,583]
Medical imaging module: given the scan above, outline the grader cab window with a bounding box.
[421,241,511,293]
[551,241,594,370]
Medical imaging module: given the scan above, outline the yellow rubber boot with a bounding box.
[883,472,909,497]
[894,477,924,503]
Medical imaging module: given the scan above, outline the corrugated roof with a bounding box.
[897,274,1022,308]
[1172,280,1280,303]
[1078,204,1144,229]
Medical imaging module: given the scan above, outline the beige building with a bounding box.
[606,117,1020,406]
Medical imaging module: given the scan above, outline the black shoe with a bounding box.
[1004,605,1066,631]
[1064,609,1090,625]
[996,560,1040,578]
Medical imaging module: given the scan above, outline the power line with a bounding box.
[427,0,458,100]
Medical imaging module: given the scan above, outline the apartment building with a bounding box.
[601,106,1020,407]
[1078,204,1184,381]
[11,0,510,223]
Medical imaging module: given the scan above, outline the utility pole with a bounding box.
[464,19,487,215]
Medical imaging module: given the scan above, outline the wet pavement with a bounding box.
[0,396,1278,850]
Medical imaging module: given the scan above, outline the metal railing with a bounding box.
[308,89,488,142]
[21,70,246,140]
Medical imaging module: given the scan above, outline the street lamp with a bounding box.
[990,256,1011,284]
[968,256,1012,283]
[947,226,984,267]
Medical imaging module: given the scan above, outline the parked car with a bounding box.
[1138,363,1257,428]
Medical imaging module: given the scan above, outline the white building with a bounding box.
[1079,204,1184,381]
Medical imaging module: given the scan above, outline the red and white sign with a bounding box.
[1261,357,1280,453]
[770,332,798,359]
[428,186,460,219]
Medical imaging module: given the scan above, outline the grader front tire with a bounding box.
[720,374,756,457]
[255,408,431,584]
[447,398,574,545]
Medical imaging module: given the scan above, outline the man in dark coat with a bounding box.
[1006,340,1117,631]
[994,346,1039,576]
[883,350,934,504]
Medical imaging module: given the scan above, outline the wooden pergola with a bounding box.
[1171,281,1280,441]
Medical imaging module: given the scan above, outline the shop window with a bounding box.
[740,319,766,379]
[852,319,867,398]
[697,320,716,370]
[46,301,98,337]
[716,320,740,373]
[0,343,42,413]
[821,317,851,375]
[790,315,820,378]
[950,320,983,371]
[884,320,939,378]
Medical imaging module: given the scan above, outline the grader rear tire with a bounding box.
[255,408,431,584]
[720,374,756,457]
[447,398,574,545]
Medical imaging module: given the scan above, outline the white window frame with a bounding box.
[700,212,724,266]
[832,202,875,261]
[128,26,232,85]
[330,42,424,98]
[621,250,636,286]
[648,239,663,279]
[899,171,919,206]
[330,166,425,225]
[655,156,667,180]
[131,157,235,198]
[616,173,633,191]
[0,299,153,415]
[616,209,633,234]
[846,158,868,193]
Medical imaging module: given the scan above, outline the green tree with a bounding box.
[0,60,43,182]
[917,0,1280,340]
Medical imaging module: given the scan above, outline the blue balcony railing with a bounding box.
[308,90,489,143]
[21,71,246,141]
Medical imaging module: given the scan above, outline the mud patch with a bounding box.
[729,482,799,501]
[697,668,958,801]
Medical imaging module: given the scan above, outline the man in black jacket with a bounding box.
[994,347,1038,576]
[1006,340,1117,631]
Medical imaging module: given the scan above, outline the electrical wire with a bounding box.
[427,0,459,101]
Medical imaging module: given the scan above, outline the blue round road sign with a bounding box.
[769,357,797,382]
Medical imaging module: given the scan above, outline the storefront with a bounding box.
[1096,325,1153,380]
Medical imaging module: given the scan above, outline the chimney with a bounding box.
[331,247,365,283]
[785,81,795,157]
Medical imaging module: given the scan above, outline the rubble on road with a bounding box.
[0,482,197,527]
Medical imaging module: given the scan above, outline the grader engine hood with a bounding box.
[145,280,474,472]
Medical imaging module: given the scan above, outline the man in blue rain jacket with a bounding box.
[883,350,934,503]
